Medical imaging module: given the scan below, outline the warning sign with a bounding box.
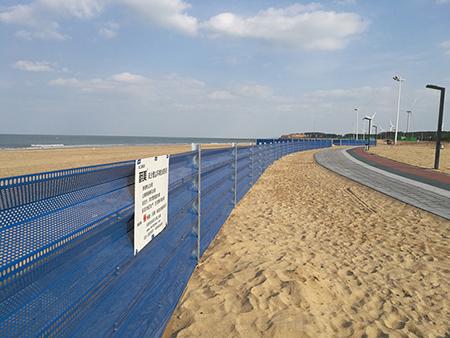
[134,155,169,255]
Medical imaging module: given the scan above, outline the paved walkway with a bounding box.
[315,148,450,220]
[348,147,450,190]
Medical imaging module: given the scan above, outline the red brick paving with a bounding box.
[349,147,450,186]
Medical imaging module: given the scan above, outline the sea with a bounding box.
[0,134,255,149]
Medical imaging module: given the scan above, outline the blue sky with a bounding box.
[0,0,449,138]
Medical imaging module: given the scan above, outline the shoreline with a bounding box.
[0,142,249,151]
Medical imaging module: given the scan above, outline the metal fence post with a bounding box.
[233,143,238,206]
[259,145,263,176]
[250,146,254,186]
[191,143,201,263]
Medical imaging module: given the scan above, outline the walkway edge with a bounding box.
[343,149,450,199]
[314,148,450,220]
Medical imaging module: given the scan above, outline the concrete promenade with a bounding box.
[315,147,450,220]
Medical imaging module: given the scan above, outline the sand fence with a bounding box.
[0,139,334,336]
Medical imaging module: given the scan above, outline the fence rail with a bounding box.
[0,139,339,337]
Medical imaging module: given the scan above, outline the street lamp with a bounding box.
[406,110,412,135]
[354,108,359,140]
[426,84,446,169]
[393,75,405,144]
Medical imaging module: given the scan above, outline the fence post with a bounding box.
[258,145,262,177]
[191,143,201,263]
[250,145,254,186]
[232,143,237,206]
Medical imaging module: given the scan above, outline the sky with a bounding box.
[0,0,449,138]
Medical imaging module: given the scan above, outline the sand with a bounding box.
[369,142,450,175]
[164,149,450,338]
[0,144,231,178]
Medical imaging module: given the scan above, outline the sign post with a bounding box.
[134,155,169,255]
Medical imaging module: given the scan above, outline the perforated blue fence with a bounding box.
[256,138,375,147]
[0,140,332,337]
[332,139,376,146]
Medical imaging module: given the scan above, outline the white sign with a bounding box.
[134,155,169,255]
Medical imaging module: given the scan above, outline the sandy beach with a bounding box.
[164,149,450,337]
[0,144,231,178]
[369,142,450,174]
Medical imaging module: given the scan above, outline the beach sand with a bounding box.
[369,142,450,174]
[0,144,230,178]
[164,149,450,337]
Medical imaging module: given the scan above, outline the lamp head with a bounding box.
[426,84,445,91]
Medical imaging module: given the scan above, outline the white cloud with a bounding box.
[236,84,273,98]
[440,40,450,49]
[0,5,34,24]
[439,40,450,49]
[118,0,198,35]
[50,72,150,91]
[43,74,443,136]
[304,86,390,99]
[334,0,357,4]
[39,0,106,19]
[110,72,148,84]
[208,90,236,100]
[13,60,55,72]
[208,84,275,100]
[98,21,119,38]
[1,1,368,48]
[48,72,280,111]
[439,40,450,57]
[49,77,82,87]
[48,72,207,99]
[15,23,68,41]
[202,4,367,50]
[0,0,198,40]
[0,3,68,40]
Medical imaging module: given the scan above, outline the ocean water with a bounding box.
[0,134,255,149]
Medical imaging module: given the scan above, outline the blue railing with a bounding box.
[0,140,331,337]
[257,138,376,147]
[332,139,377,146]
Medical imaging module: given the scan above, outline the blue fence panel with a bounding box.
[199,148,234,256]
[0,140,333,337]
[236,147,252,203]
[337,139,376,146]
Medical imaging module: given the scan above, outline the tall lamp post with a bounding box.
[426,84,446,170]
[406,110,412,136]
[354,108,359,140]
[393,75,405,144]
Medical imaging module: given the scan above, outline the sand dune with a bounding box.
[164,150,450,337]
